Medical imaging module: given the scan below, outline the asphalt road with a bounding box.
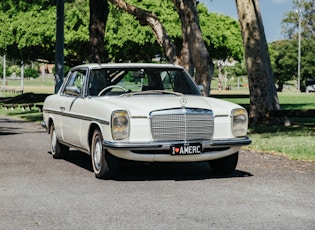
[0,117,314,230]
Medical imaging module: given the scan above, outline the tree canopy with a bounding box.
[199,10,243,61]
[0,0,89,64]
[272,0,315,91]
[282,0,315,40]
[0,0,243,66]
[269,40,297,91]
[105,1,243,62]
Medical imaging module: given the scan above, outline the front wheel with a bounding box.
[91,129,119,179]
[209,152,239,175]
[50,123,69,159]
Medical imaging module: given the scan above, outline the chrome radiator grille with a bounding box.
[150,108,214,141]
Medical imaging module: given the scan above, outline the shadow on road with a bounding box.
[0,126,21,135]
[0,118,46,136]
[63,150,253,181]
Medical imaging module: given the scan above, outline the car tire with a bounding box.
[50,123,69,159]
[91,129,119,179]
[209,152,238,175]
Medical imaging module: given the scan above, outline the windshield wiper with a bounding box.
[121,90,184,97]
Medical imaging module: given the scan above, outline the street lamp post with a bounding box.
[3,55,6,88]
[21,61,24,93]
[297,9,302,93]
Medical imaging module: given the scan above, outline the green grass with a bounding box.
[246,124,315,161]
[213,92,315,110]
[0,108,43,123]
[217,92,315,161]
[1,79,315,161]
[1,76,55,95]
[278,93,315,110]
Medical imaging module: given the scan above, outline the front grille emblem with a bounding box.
[180,98,187,106]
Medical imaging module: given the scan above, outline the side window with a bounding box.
[63,70,87,96]
[88,69,110,96]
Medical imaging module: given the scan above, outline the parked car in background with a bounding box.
[42,63,251,179]
[305,79,315,93]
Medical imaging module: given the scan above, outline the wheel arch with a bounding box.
[88,123,102,152]
[47,117,54,134]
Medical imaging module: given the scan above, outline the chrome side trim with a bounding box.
[43,108,109,125]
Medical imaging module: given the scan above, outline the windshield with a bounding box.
[87,67,201,96]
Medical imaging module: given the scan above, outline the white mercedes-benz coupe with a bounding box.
[42,63,251,179]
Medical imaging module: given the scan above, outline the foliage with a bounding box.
[199,10,243,61]
[0,0,89,64]
[0,66,10,78]
[64,0,90,64]
[269,39,315,89]
[24,68,39,79]
[224,61,247,78]
[9,65,21,75]
[105,3,162,62]
[0,0,243,65]
[0,1,56,60]
[272,0,315,91]
[282,0,315,40]
[269,40,297,86]
[52,65,71,77]
[106,1,243,62]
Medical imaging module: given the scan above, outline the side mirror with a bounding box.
[65,86,81,96]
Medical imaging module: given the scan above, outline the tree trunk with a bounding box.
[109,0,213,96]
[277,81,284,92]
[235,0,288,125]
[173,0,214,96]
[55,0,64,93]
[179,33,194,76]
[89,0,109,63]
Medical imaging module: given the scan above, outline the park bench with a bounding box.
[2,104,19,110]
[269,109,315,117]
[19,103,34,111]
[0,88,23,94]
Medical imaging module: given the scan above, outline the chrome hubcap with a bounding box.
[94,138,102,171]
[51,129,57,153]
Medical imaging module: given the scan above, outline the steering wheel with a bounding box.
[98,85,127,96]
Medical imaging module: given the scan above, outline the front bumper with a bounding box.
[103,137,251,150]
[104,137,251,162]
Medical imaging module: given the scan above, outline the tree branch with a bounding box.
[108,0,180,64]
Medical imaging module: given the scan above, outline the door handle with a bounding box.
[60,107,65,111]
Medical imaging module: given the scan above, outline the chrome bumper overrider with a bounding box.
[41,121,47,129]
[103,137,251,150]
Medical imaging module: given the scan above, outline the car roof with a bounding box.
[71,63,183,70]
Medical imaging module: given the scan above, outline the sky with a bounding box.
[199,0,294,42]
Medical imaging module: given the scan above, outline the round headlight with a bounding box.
[111,110,129,140]
[231,108,248,137]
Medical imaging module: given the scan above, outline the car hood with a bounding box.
[96,95,242,117]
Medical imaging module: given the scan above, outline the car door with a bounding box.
[59,68,87,148]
